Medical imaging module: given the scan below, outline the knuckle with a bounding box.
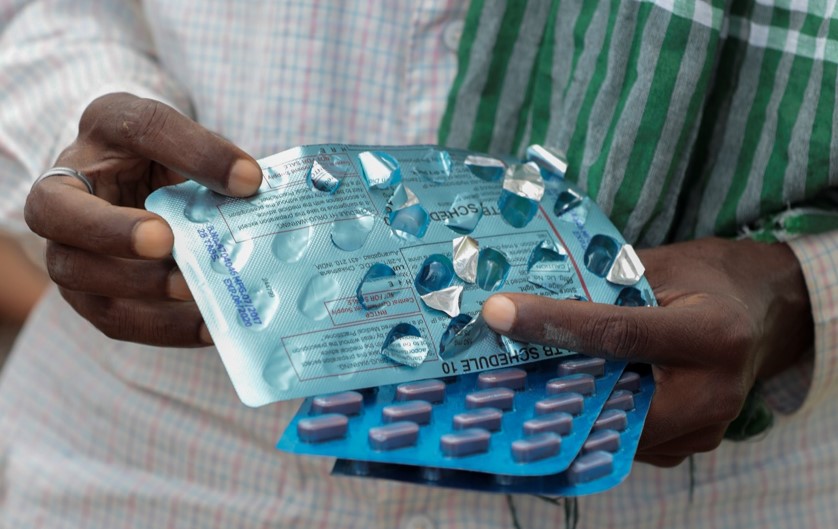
[94,299,131,341]
[45,244,76,287]
[116,97,171,147]
[590,314,650,361]
[79,93,131,136]
[46,245,104,294]
[718,305,757,355]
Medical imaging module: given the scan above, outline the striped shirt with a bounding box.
[0,1,836,528]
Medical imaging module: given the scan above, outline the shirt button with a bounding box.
[443,20,464,52]
[403,514,436,529]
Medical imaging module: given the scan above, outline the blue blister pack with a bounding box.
[278,355,637,476]
[330,367,654,496]
[146,144,654,406]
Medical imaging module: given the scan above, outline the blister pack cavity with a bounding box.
[146,144,654,406]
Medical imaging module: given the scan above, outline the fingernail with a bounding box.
[167,270,192,300]
[199,323,213,345]
[482,295,516,333]
[133,219,174,259]
[227,159,263,196]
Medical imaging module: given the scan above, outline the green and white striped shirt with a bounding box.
[439,0,838,246]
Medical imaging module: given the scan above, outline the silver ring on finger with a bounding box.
[33,166,94,194]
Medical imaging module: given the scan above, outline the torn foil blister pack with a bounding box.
[146,144,653,406]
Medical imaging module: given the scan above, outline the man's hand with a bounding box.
[482,238,814,467]
[24,92,262,346]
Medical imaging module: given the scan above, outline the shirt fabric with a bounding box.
[441,0,838,246]
[0,1,836,528]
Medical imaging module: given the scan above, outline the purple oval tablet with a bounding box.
[603,389,635,411]
[558,357,606,377]
[511,432,561,463]
[311,391,363,415]
[465,387,515,411]
[593,409,628,432]
[583,429,621,453]
[534,392,584,416]
[523,412,573,436]
[396,379,446,403]
[368,421,419,451]
[614,371,641,393]
[297,414,348,443]
[453,408,503,431]
[440,428,491,457]
[382,400,433,425]
[568,450,614,484]
[546,374,595,396]
[477,368,527,390]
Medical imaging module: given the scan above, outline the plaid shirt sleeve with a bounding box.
[767,231,838,414]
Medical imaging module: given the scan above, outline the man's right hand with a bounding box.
[24,92,262,346]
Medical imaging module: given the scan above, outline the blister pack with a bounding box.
[331,367,653,496]
[146,144,654,406]
[278,355,636,475]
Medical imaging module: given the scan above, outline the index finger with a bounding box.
[481,293,726,366]
[81,92,262,196]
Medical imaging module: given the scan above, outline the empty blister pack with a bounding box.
[330,368,654,496]
[146,144,655,405]
[278,357,644,476]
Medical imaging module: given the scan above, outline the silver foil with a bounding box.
[307,160,342,193]
[526,144,568,179]
[502,162,545,202]
[606,244,645,286]
[420,285,463,318]
[453,236,479,283]
[381,335,430,368]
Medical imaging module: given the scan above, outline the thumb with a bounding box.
[481,293,695,365]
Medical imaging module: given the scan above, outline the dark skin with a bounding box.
[482,238,814,467]
[24,92,261,346]
[25,92,815,466]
